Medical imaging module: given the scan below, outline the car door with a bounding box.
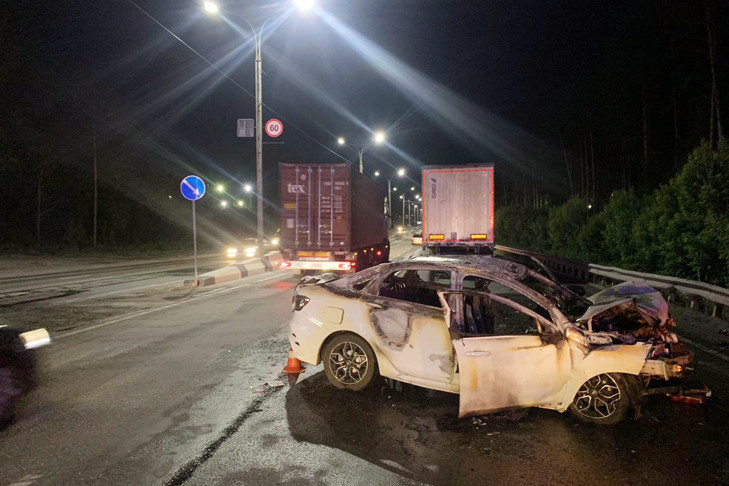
[362,267,455,384]
[442,287,572,418]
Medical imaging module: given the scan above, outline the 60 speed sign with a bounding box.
[265,118,283,138]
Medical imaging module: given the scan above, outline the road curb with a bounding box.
[184,252,282,288]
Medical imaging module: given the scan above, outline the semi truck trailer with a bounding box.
[279,163,389,273]
[421,164,495,253]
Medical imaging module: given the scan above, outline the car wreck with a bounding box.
[287,256,695,425]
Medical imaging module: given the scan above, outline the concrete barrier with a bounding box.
[184,252,282,287]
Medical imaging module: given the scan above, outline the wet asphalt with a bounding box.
[0,238,727,485]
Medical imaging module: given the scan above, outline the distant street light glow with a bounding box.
[237,200,244,207]
[410,186,415,191]
[220,200,228,208]
[373,131,386,144]
[203,1,219,14]
[216,184,225,193]
[294,0,316,11]
[374,170,380,177]
[337,137,346,145]
[397,168,406,177]
[243,184,252,193]
[393,187,397,191]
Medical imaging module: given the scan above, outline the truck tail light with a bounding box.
[470,234,488,240]
[376,250,382,256]
[429,234,445,240]
[293,295,310,311]
[337,261,355,270]
[280,261,292,269]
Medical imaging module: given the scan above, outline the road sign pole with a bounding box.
[192,200,198,287]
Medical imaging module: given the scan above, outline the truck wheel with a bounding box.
[568,373,632,425]
[322,333,377,391]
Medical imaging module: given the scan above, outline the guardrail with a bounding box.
[495,245,728,320]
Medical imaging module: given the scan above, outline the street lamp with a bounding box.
[216,184,225,193]
[374,167,405,227]
[203,1,314,253]
[237,200,244,208]
[220,200,229,208]
[336,130,387,174]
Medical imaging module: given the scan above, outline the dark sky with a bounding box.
[3,0,726,210]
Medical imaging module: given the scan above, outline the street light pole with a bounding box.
[401,196,405,226]
[255,31,264,254]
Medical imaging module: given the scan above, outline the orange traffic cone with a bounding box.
[282,347,305,385]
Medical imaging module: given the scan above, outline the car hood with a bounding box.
[576,282,677,345]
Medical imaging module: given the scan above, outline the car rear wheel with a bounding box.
[568,373,631,425]
[322,334,377,391]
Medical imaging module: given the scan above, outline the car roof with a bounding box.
[389,255,530,281]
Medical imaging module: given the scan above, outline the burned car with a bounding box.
[287,256,694,425]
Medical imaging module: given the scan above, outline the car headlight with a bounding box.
[244,247,257,257]
[271,238,279,246]
[226,248,238,257]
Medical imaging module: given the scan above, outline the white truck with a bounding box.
[421,164,495,254]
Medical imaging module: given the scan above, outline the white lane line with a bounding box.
[680,336,729,362]
[53,271,291,340]
[54,281,251,339]
[57,274,91,280]
[252,272,287,284]
[59,279,181,304]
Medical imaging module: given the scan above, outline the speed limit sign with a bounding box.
[265,118,283,138]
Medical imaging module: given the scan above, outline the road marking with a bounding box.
[54,271,291,340]
[57,274,91,280]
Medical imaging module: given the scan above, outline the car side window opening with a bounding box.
[379,268,452,307]
[457,276,554,336]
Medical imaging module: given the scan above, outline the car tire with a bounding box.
[568,373,633,425]
[0,366,24,423]
[322,333,377,391]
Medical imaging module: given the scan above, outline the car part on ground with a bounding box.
[285,255,696,425]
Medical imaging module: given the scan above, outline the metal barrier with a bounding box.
[495,245,728,319]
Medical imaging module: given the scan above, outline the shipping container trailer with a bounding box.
[279,163,389,272]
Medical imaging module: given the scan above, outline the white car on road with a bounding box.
[287,256,693,425]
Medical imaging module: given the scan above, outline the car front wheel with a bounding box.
[322,334,377,391]
[568,373,632,425]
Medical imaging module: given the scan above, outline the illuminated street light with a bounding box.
[243,183,252,193]
[220,200,229,208]
[216,184,225,193]
[393,187,398,191]
[237,200,244,207]
[203,1,219,14]
[339,131,389,173]
[374,170,380,177]
[202,2,310,254]
[294,0,316,10]
[410,186,415,191]
[397,168,406,177]
[399,195,404,199]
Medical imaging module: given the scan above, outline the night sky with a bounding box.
[3,0,726,237]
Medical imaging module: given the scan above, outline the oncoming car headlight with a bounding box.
[226,247,238,258]
[244,247,257,257]
[271,238,279,246]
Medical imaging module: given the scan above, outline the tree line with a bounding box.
[495,140,729,287]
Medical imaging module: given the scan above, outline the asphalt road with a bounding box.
[1,236,728,485]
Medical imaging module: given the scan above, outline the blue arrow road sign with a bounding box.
[180,175,206,201]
